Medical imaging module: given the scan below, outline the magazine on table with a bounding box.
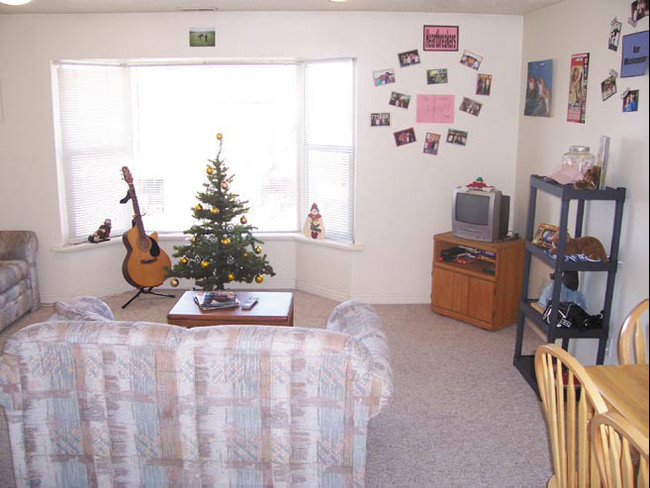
[194,291,239,311]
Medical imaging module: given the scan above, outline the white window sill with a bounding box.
[53,232,364,253]
[52,238,123,253]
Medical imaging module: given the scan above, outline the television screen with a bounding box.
[456,192,489,225]
[452,187,509,242]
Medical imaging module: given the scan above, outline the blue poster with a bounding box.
[524,59,553,117]
[621,30,649,78]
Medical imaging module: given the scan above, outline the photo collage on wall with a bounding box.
[620,0,649,112]
[524,1,648,124]
[370,24,494,156]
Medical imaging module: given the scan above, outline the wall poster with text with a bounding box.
[423,25,459,51]
[567,53,590,124]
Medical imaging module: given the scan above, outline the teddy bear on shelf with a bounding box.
[550,232,608,262]
[574,165,602,190]
[88,219,112,243]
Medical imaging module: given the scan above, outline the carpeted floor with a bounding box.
[0,289,551,487]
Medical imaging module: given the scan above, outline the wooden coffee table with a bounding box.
[167,290,294,328]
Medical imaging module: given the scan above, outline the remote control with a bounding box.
[241,296,259,310]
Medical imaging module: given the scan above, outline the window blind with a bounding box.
[302,60,355,242]
[54,63,134,240]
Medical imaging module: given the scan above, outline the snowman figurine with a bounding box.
[303,203,326,240]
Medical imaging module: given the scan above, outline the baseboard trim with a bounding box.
[350,294,431,305]
[41,284,132,304]
[42,281,430,305]
[295,281,350,302]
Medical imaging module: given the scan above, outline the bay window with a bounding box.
[53,58,355,244]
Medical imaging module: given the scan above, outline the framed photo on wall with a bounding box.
[373,68,395,86]
[371,113,391,126]
[189,28,216,47]
[393,128,416,147]
[609,18,622,51]
[423,132,440,155]
[427,68,448,84]
[398,50,421,67]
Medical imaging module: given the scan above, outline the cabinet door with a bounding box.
[432,267,469,314]
[467,277,494,323]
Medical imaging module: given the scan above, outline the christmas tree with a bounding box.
[167,133,275,291]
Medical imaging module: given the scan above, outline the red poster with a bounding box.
[567,53,590,124]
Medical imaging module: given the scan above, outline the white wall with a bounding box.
[0,11,523,304]
[516,0,649,364]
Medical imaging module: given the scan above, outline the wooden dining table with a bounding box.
[585,364,649,437]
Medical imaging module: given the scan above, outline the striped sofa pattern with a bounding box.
[0,300,392,487]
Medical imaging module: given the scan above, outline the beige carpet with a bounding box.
[0,289,551,487]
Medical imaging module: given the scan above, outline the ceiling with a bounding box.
[0,0,564,16]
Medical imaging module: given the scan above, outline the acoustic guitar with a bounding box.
[121,166,171,289]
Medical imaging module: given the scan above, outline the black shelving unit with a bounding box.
[513,174,626,393]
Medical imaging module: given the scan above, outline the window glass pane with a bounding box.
[305,61,355,147]
[303,60,355,242]
[132,64,298,234]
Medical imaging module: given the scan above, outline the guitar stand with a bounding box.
[122,287,175,309]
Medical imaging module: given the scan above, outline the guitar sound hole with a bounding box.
[149,238,161,257]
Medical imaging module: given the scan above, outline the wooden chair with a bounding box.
[618,298,649,365]
[591,410,649,488]
[535,344,609,487]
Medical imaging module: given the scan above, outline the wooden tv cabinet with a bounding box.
[431,232,524,331]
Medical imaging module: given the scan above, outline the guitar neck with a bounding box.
[128,182,150,248]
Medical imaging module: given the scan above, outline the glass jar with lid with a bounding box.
[562,145,596,176]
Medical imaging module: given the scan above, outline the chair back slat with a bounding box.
[535,344,609,488]
[618,298,649,365]
[591,410,649,488]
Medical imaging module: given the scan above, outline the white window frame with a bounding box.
[52,58,356,245]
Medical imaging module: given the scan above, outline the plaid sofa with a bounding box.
[0,299,392,487]
[0,231,40,332]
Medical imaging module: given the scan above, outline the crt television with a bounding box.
[452,187,510,242]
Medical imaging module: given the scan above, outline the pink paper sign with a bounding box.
[423,25,459,52]
[416,94,455,123]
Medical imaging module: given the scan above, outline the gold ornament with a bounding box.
[170,278,180,287]
[227,272,235,281]
[254,245,262,254]
[189,236,196,243]
[194,204,203,212]
[255,274,264,284]
[240,216,248,225]
[200,259,210,268]
[216,133,223,140]
[221,181,229,191]
[211,207,220,215]
[221,237,231,246]
[243,252,250,259]
[206,166,214,175]
[179,256,189,265]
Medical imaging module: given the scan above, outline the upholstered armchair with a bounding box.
[0,231,40,332]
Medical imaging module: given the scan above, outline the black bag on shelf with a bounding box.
[542,301,603,330]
